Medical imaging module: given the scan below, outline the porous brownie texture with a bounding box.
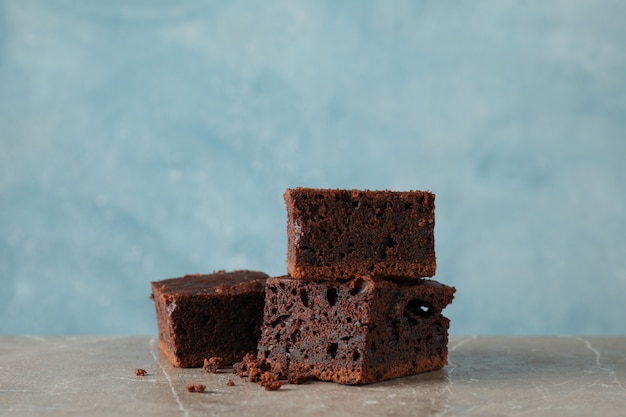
[257,276,455,384]
[151,270,268,367]
[285,188,436,280]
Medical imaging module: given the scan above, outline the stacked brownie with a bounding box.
[257,188,455,384]
[149,187,455,386]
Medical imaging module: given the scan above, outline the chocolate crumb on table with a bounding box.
[185,384,206,393]
[134,368,147,376]
[233,353,271,383]
[259,371,284,391]
[226,379,236,386]
[263,380,284,391]
[233,353,284,389]
[203,356,224,373]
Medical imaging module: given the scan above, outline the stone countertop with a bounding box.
[1,336,624,416]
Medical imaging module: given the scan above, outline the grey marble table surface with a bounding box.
[1,336,624,416]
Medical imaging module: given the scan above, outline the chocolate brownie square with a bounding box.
[257,276,455,384]
[285,188,436,279]
[150,270,268,367]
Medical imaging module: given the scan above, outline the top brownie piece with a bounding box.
[285,188,436,279]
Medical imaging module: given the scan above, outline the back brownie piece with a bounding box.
[150,270,268,367]
[285,188,436,279]
[258,276,455,384]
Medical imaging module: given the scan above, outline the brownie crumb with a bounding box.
[233,353,284,390]
[259,371,284,391]
[203,356,224,373]
[259,371,277,384]
[226,379,235,386]
[232,354,252,378]
[134,368,147,376]
[233,353,270,382]
[185,384,206,393]
[263,380,284,391]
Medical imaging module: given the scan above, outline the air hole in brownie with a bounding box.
[291,288,297,296]
[271,307,277,315]
[275,333,281,342]
[433,324,445,344]
[291,329,300,343]
[327,343,339,359]
[352,350,361,361]
[370,341,377,353]
[346,317,352,323]
[378,236,397,259]
[326,287,338,306]
[352,200,360,209]
[270,315,289,328]
[300,289,311,307]
[404,299,435,322]
[300,245,318,262]
[349,278,368,296]
[404,202,414,210]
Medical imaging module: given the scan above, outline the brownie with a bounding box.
[185,384,206,393]
[150,270,268,367]
[257,275,455,385]
[284,188,436,280]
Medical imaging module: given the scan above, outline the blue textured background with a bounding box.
[1,1,625,335]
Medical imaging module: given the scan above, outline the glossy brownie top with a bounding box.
[151,270,268,296]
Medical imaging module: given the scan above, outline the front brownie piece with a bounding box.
[150,270,268,367]
[285,188,436,279]
[258,276,455,384]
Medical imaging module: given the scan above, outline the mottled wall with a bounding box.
[1,1,625,335]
